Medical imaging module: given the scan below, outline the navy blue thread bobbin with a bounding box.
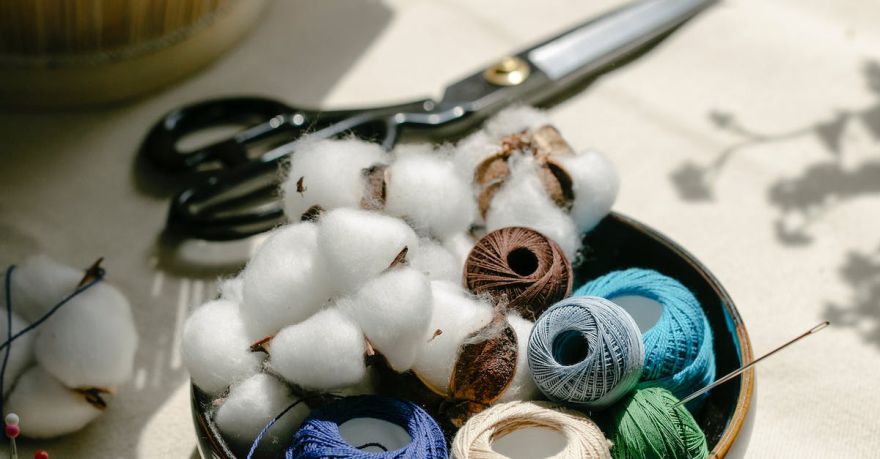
[287,395,447,459]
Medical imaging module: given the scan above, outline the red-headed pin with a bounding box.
[4,412,19,459]
[34,451,49,459]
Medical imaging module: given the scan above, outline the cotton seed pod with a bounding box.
[0,309,35,395]
[33,281,138,389]
[214,373,310,450]
[269,307,367,391]
[412,281,494,395]
[317,208,419,295]
[281,138,389,221]
[240,222,332,339]
[338,267,433,372]
[10,255,82,323]
[182,299,263,396]
[5,366,103,438]
[384,149,476,239]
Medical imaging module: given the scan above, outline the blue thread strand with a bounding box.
[528,296,644,409]
[287,395,447,459]
[246,398,310,459]
[574,268,716,410]
[1,266,15,415]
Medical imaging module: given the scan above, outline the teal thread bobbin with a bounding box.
[575,268,716,410]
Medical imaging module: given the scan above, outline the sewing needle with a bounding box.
[675,321,830,407]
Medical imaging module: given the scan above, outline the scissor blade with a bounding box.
[527,0,715,81]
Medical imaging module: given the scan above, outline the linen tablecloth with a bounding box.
[1,0,878,457]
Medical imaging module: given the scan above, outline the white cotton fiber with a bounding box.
[269,307,366,390]
[182,299,263,396]
[553,150,619,232]
[10,255,82,323]
[5,366,102,438]
[484,106,551,139]
[240,222,331,339]
[338,267,432,371]
[497,313,539,402]
[33,281,137,389]
[218,275,245,305]
[453,130,499,184]
[484,156,581,259]
[317,208,418,295]
[443,232,475,271]
[214,373,309,450]
[384,150,476,239]
[410,239,460,283]
[412,282,494,394]
[0,310,35,395]
[281,138,388,221]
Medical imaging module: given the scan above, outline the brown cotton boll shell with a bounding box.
[539,159,575,212]
[446,310,517,427]
[464,227,573,320]
[531,125,575,159]
[360,163,388,210]
[475,152,512,218]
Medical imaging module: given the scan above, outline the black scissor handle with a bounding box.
[141,96,296,172]
[163,99,436,240]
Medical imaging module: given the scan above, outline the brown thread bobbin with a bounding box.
[463,227,573,320]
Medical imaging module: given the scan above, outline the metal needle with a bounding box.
[675,321,830,407]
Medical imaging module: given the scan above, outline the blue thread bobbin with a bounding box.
[528,296,645,410]
[287,395,448,459]
[575,268,716,410]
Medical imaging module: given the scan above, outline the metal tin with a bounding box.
[191,211,754,458]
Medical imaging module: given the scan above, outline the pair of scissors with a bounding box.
[141,0,715,241]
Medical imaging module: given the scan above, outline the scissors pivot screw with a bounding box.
[484,56,530,86]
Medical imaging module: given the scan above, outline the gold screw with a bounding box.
[483,56,531,86]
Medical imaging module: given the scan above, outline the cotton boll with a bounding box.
[33,282,137,389]
[409,239,459,282]
[281,138,389,220]
[10,255,82,323]
[5,366,102,438]
[269,307,366,390]
[412,282,494,394]
[497,313,539,402]
[217,275,244,304]
[317,208,418,295]
[553,150,619,232]
[384,150,476,239]
[214,373,309,451]
[0,310,35,395]
[240,222,331,339]
[484,106,551,139]
[338,267,432,371]
[182,300,262,396]
[484,156,581,259]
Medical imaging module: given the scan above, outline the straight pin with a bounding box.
[675,321,830,407]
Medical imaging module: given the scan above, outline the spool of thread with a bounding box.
[575,269,715,406]
[601,387,708,459]
[464,227,572,320]
[287,395,447,459]
[452,401,611,459]
[527,296,644,409]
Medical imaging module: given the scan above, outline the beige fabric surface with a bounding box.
[1,0,879,457]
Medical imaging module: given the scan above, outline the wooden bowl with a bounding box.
[191,211,754,458]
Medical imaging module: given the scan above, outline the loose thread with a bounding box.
[247,398,311,459]
[1,266,14,416]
